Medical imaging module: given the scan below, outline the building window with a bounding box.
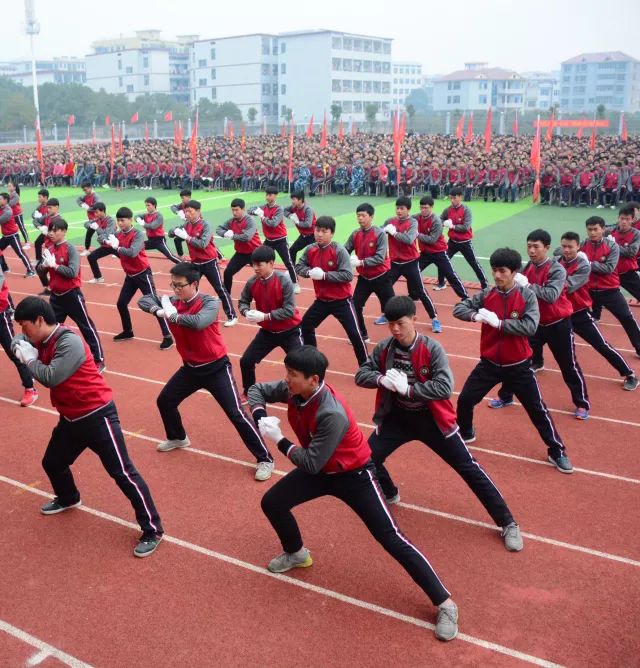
[210,48,216,60]
[343,101,352,112]
[354,80,362,92]
[118,76,123,87]
[353,60,362,72]
[332,58,341,71]
[332,79,342,92]
[198,59,206,67]
[143,57,149,68]
[263,103,270,116]
[343,80,353,92]
[363,40,372,52]
[373,81,381,93]
[281,63,286,75]
[261,64,269,76]
[144,75,149,86]
[281,84,286,94]
[382,82,390,94]
[354,101,363,112]
[272,103,278,115]
[281,105,287,116]
[363,60,372,73]
[363,81,372,93]
[272,83,278,95]
[262,83,270,95]
[211,87,216,100]
[262,38,270,55]
[126,66,133,74]
[211,68,216,79]
[343,37,352,50]
[199,78,207,86]
[272,64,278,76]
[281,42,286,54]
[332,36,342,49]
[118,60,122,70]
[126,84,134,92]
[383,42,391,54]
[373,41,382,53]
[374,61,382,73]
[343,59,352,72]
[272,39,278,55]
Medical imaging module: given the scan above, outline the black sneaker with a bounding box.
[38,287,51,296]
[461,428,476,444]
[530,361,544,373]
[41,498,82,515]
[25,270,36,278]
[97,361,107,374]
[159,336,174,351]
[134,533,163,558]
[113,331,134,342]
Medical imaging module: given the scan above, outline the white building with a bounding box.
[278,30,393,124]
[85,30,193,104]
[433,62,525,111]
[190,34,279,122]
[0,57,85,87]
[522,71,560,111]
[392,61,423,108]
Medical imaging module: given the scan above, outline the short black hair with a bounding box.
[47,198,59,207]
[284,345,328,381]
[185,199,201,210]
[627,201,640,211]
[419,195,435,206]
[585,216,606,228]
[356,203,374,216]
[0,192,9,201]
[38,188,49,198]
[116,206,133,219]
[560,231,581,244]
[145,196,157,207]
[449,186,463,197]
[251,245,276,264]
[50,218,68,232]
[14,296,57,325]
[384,295,416,321]
[93,202,106,213]
[265,185,278,195]
[526,228,552,247]
[315,215,335,233]
[618,204,635,218]
[230,198,245,209]
[81,181,93,189]
[395,196,412,209]
[170,262,201,284]
[179,189,192,197]
[489,248,522,271]
[291,190,305,201]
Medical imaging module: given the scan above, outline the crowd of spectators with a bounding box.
[1,132,638,205]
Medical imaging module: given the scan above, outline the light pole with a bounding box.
[24,0,40,116]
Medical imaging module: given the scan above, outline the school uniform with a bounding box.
[136,210,181,263]
[251,203,298,285]
[284,203,316,265]
[216,214,262,295]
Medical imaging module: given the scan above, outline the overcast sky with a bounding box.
[2,0,638,74]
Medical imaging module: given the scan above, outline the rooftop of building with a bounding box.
[561,51,638,64]
[437,66,522,82]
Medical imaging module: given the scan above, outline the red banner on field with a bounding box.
[534,119,610,128]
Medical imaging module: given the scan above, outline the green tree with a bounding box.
[406,104,416,121]
[216,101,242,122]
[0,93,35,130]
[282,107,293,121]
[365,103,378,129]
[247,107,258,123]
[596,104,606,119]
[330,103,342,123]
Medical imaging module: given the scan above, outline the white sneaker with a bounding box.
[433,284,447,291]
[156,436,190,452]
[610,205,616,210]
[88,277,105,284]
[80,249,91,256]
[255,461,274,481]
[596,205,604,209]
[293,284,301,294]
[22,243,31,251]
[224,317,238,327]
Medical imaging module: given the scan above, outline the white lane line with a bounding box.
[0,473,565,668]
[0,619,94,668]
[1,395,638,565]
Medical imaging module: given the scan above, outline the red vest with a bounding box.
[612,229,638,274]
[186,219,218,263]
[261,205,288,240]
[287,384,371,473]
[290,205,316,236]
[38,327,113,419]
[582,239,620,290]
[603,173,618,189]
[249,274,301,332]
[230,216,262,254]
[351,227,389,278]
[445,205,472,242]
[559,257,591,312]
[0,204,18,236]
[0,273,10,311]
[144,212,165,239]
[10,197,22,216]
[84,193,98,221]
[168,295,227,365]
[416,214,447,253]
[523,260,573,325]
[305,243,352,300]
[44,240,82,294]
[481,287,533,365]
[115,229,150,276]
[387,217,419,262]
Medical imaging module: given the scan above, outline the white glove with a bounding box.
[254,207,265,219]
[173,227,189,240]
[386,368,409,396]
[514,272,529,287]
[258,416,283,443]
[443,219,454,229]
[81,202,90,210]
[39,225,49,235]
[577,251,589,262]
[106,234,119,250]
[478,308,500,329]
[33,211,42,219]
[384,224,397,236]
[154,309,166,318]
[379,375,395,391]
[42,248,57,268]
[245,309,266,323]
[223,229,234,239]
[308,267,325,280]
[177,210,186,220]
[473,311,488,324]
[161,295,178,319]
[89,222,99,230]
[136,217,145,226]
[289,213,299,225]
[350,256,362,268]
[14,340,38,365]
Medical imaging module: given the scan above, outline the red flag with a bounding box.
[338,118,344,141]
[281,122,286,139]
[229,120,235,143]
[288,118,295,183]
[320,112,328,148]
[545,109,554,142]
[577,126,583,139]
[530,116,542,202]
[164,111,173,122]
[465,112,474,144]
[35,116,45,184]
[455,113,465,139]
[173,121,178,146]
[67,115,75,126]
[241,123,246,152]
[144,122,149,142]
[92,124,97,145]
[513,111,519,136]
[65,126,72,152]
[484,107,493,154]
[400,112,406,141]
[104,115,110,126]
[589,123,596,152]
[351,120,357,136]
[621,112,628,142]
[177,121,183,150]
[392,110,398,140]
[110,124,115,184]
[118,123,123,155]
[306,114,314,138]
[189,109,199,178]
[130,112,139,124]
